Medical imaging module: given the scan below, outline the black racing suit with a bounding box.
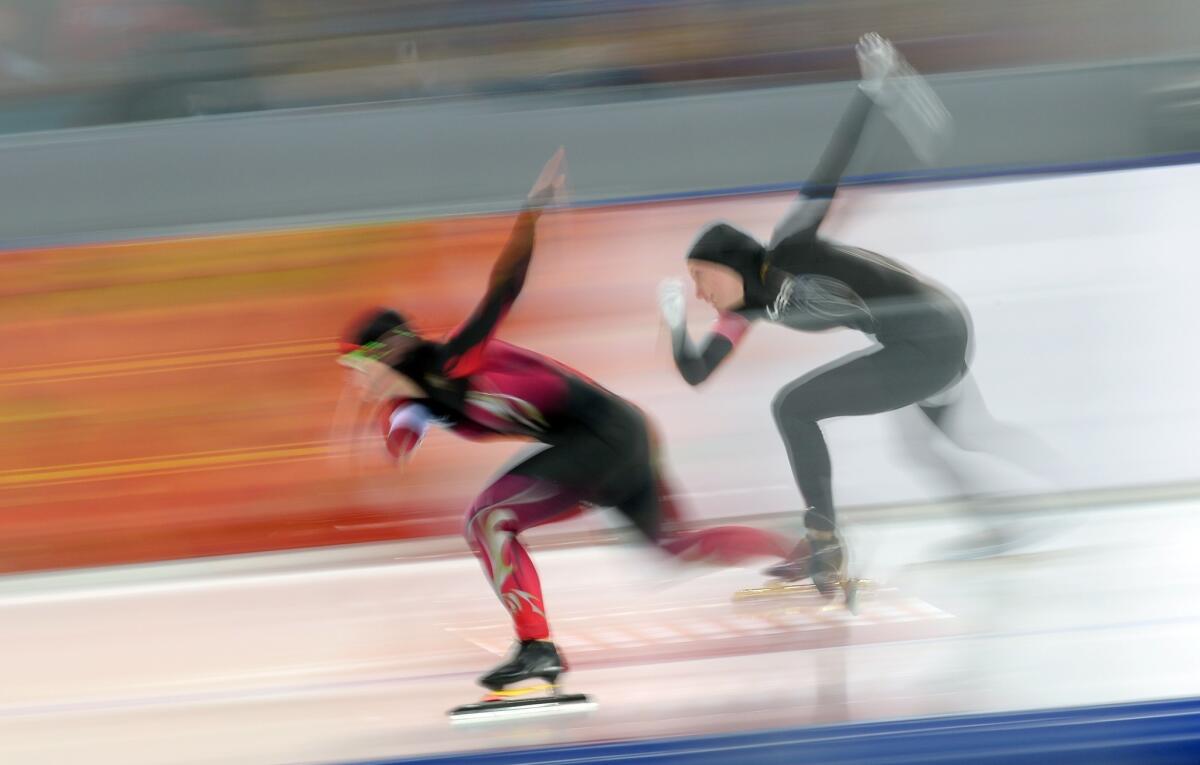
[671,88,971,533]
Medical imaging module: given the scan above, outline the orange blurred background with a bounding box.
[0,194,826,573]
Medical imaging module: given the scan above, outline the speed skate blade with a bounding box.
[736,578,874,610]
[734,580,820,601]
[843,578,862,615]
[448,693,594,724]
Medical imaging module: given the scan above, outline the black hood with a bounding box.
[685,223,770,307]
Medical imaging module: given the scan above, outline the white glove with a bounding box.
[657,278,686,330]
[856,32,898,101]
[855,33,952,164]
[385,402,432,461]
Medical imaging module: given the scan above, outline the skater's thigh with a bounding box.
[494,393,659,538]
[579,402,663,539]
[604,455,664,543]
[527,403,661,543]
[468,448,588,535]
[508,426,628,496]
[775,343,958,423]
[552,397,655,504]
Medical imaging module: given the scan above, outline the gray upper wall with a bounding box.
[1,56,1198,245]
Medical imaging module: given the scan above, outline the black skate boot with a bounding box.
[479,639,566,692]
[762,538,813,582]
[736,512,862,610]
[451,640,592,720]
[760,517,845,593]
[806,529,846,599]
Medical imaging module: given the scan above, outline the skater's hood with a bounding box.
[686,223,767,296]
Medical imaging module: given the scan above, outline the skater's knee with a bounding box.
[771,386,819,427]
[462,509,484,550]
[464,500,517,548]
[609,473,663,544]
[770,387,792,425]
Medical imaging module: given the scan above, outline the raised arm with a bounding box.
[442,149,566,377]
[769,33,952,251]
[767,87,875,249]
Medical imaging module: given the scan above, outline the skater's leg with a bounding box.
[658,522,792,564]
[921,373,1065,482]
[465,411,642,641]
[891,403,975,498]
[655,477,790,563]
[772,341,962,590]
[611,408,792,564]
[464,467,584,642]
[919,374,1068,556]
[465,435,623,695]
[773,344,956,531]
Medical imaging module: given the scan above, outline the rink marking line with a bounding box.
[443,591,961,655]
[906,600,942,614]
[714,615,776,636]
[742,616,788,635]
[0,666,488,720]
[557,635,600,652]
[669,620,726,639]
[14,612,1198,723]
[591,629,644,648]
[635,625,691,644]
[0,558,460,607]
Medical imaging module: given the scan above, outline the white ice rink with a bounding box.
[1,496,1199,765]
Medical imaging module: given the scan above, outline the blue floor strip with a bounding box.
[341,696,1200,765]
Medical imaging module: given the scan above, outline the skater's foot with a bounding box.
[806,529,846,598]
[762,538,813,582]
[760,531,846,597]
[479,639,566,692]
